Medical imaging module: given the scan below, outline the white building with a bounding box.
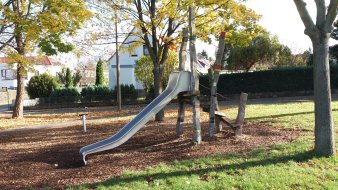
[0,56,62,89]
[108,27,147,91]
[108,28,211,91]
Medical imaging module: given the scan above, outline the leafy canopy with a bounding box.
[0,0,92,62]
[227,31,292,71]
[109,0,261,65]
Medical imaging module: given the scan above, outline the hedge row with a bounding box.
[200,65,338,95]
[46,85,138,104]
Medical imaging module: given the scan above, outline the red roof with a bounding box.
[0,56,56,65]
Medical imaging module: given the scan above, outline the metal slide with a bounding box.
[80,71,191,164]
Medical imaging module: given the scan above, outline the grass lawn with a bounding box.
[70,100,338,190]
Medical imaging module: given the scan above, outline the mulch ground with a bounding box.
[0,109,300,190]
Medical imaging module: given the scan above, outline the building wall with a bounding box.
[34,64,62,77]
[109,65,143,90]
[109,29,147,90]
[0,63,61,89]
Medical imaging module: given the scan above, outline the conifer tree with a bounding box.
[65,68,73,88]
[96,59,104,86]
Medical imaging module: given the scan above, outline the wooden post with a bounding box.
[235,92,248,136]
[176,28,189,136]
[209,32,226,138]
[179,28,188,71]
[115,11,121,111]
[176,94,185,136]
[189,5,201,144]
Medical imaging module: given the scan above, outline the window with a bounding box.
[1,69,15,80]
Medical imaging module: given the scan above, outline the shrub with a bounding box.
[26,74,59,99]
[81,85,114,101]
[113,84,138,101]
[145,85,154,101]
[49,87,80,103]
[57,68,81,87]
[81,86,95,98]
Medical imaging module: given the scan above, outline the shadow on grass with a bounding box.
[84,149,316,188]
[247,108,338,121]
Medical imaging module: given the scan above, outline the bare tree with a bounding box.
[293,0,337,156]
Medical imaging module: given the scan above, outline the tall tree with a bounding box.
[0,0,92,118]
[293,0,337,156]
[95,58,104,86]
[109,0,261,120]
[227,31,285,71]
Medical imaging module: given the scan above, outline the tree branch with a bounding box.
[315,0,326,29]
[293,0,317,37]
[0,36,15,51]
[325,0,338,33]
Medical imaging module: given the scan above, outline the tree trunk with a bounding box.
[189,5,201,144]
[176,28,189,136]
[312,36,336,156]
[12,21,25,119]
[154,61,164,121]
[209,32,226,137]
[12,65,24,118]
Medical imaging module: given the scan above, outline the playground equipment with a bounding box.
[80,71,192,164]
[80,6,248,164]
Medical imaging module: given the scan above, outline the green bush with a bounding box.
[145,85,154,101]
[49,87,80,103]
[113,84,138,101]
[26,74,59,99]
[200,65,338,95]
[81,85,114,101]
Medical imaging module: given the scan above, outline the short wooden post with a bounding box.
[235,93,248,136]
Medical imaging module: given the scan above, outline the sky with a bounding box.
[246,0,315,53]
[198,0,336,57]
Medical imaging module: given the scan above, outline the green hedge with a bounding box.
[113,84,138,101]
[81,85,114,101]
[200,65,338,95]
[49,88,81,103]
